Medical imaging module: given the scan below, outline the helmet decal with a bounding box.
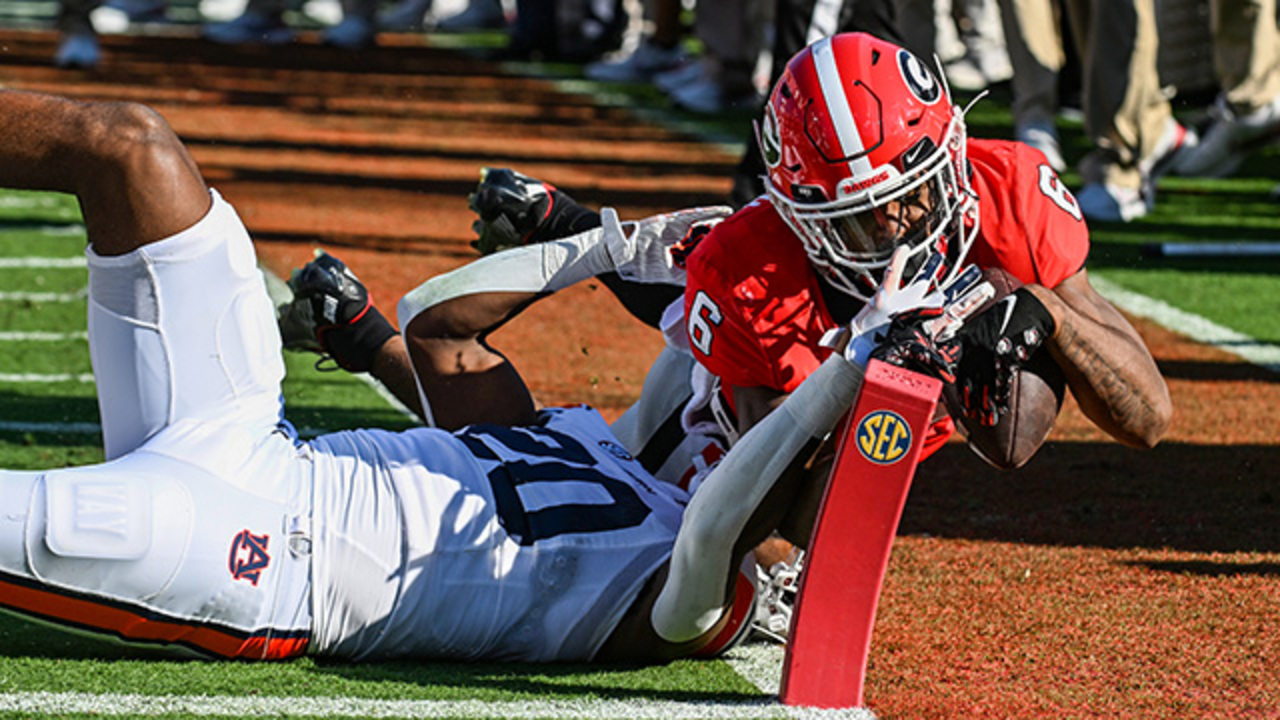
[897,49,941,105]
[812,37,875,178]
[760,104,783,168]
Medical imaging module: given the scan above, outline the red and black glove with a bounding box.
[953,287,1057,426]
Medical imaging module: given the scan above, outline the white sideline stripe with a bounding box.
[0,691,873,719]
[0,331,88,341]
[726,642,784,695]
[1092,275,1280,373]
[0,291,86,302]
[0,257,87,268]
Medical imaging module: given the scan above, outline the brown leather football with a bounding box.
[941,267,1067,469]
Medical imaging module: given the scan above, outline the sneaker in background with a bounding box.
[585,38,686,84]
[322,15,376,49]
[1016,120,1065,172]
[54,31,101,68]
[203,10,294,45]
[434,0,505,32]
[1172,94,1280,178]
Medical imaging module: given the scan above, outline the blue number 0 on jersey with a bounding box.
[457,424,652,546]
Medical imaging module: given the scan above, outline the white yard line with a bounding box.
[0,331,87,341]
[0,290,86,302]
[0,257,87,268]
[0,373,94,383]
[0,691,872,719]
[1091,275,1280,373]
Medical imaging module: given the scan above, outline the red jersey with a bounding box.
[683,139,1089,451]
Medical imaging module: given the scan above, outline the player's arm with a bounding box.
[470,168,729,328]
[1023,270,1172,448]
[396,207,720,429]
[402,289,542,429]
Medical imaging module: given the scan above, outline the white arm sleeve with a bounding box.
[395,205,731,426]
[650,354,865,642]
[396,204,734,331]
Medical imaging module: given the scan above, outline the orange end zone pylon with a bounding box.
[779,359,942,709]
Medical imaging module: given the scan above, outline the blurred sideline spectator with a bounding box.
[55,0,168,68]
[659,0,769,114]
[579,0,767,114]
[998,0,1067,170]
[1064,0,1196,222]
[729,0,900,206]
[584,0,687,84]
[895,0,1012,92]
[492,0,625,61]
[432,0,508,31]
[1171,0,1280,178]
[203,0,380,49]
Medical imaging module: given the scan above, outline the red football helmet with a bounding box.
[759,32,979,301]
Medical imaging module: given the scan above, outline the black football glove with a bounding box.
[277,251,398,373]
[953,287,1057,426]
[870,306,962,384]
[468,167,601,254]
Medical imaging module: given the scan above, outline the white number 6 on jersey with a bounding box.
[688,290,722,356]
[1038,165,1083,222]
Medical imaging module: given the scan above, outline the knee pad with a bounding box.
[26,468,192,601]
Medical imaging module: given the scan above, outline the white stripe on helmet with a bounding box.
[811,37,874,182]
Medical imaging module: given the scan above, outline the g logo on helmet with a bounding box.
[897,50,941,105]
[759,104,783,168]
[855,409,912,465]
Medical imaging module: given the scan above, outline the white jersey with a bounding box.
[308,406,688,662]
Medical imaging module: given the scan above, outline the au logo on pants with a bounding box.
[229,529,271,586]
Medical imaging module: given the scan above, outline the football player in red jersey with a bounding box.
[683,32,1171,467]
[282,34,1173,640]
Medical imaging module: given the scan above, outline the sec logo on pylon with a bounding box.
[855,410,913,465]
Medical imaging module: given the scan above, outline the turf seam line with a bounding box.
[0,420,101,434]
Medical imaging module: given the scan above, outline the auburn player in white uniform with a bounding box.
[0,89,929,662]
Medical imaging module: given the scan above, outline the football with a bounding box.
[941,267,1067,469]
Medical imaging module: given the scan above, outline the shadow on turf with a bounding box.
[1157,359,1280,383]
[0,611,764,703]
[307,657,767,703]
[0,391,102,453]
[1088,237,1280,277]
[1125,559,1280,577]
[901,440,1280,554]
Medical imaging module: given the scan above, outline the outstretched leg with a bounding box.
[0,90,210,257]
[0,91,285,457]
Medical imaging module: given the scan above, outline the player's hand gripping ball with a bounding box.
[942,268,1067,469]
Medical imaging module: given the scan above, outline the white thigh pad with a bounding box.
[29,470,193,600]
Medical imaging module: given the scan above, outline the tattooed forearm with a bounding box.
[1050,320,1170,447]
[1027,277,1172,448]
